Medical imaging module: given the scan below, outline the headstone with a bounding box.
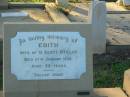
[4,23,93,97]
[0,0,8,9]
[88,1,106,54]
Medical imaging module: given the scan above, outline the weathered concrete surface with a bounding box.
[89,1,106,54]
[0,0,8,9]
[67,3,130,46]
[0,9,35,40]
[106,2,128,13]
[123,69,130,97]
[107,14,130,45]
[0,88,128,97]
[67,2,107,54]
[94,88,127,97]
[68,3,89,22]
[56,0,68,7]
[4,23,93,97]
[81,2,130,13]
[23,8,52,23]
[0,8,53,39]
[46,3,70,23]
[0,91,2,97]
[0,3,130,46]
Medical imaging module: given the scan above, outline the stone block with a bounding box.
[94,88,127,97]
[123,69,130,97]
[89,1,107,54]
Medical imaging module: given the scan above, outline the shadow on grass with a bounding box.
[94,54,130,88]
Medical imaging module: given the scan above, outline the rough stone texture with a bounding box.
[106,14,130,45]
[23,8,53,23]
[46,3,70,23]
[68,3,89,22]
[123,69,130,97]
[107,2,127,13]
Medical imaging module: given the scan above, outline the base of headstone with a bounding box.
[2,88,127,97]
[4,91,104,97]
[4,92,37,97]
[4,94,105,97]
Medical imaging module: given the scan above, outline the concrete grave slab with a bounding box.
[0,8,53,40]
[106,14,130,45]
[107,2,127,13]
[0,88,128,97]
[123,69,130,97]
[4,23,93,97]
[94,88,127,97]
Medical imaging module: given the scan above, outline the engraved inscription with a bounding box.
[11,32,86,80]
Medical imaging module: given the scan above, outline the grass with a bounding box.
[94,59,130,88]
